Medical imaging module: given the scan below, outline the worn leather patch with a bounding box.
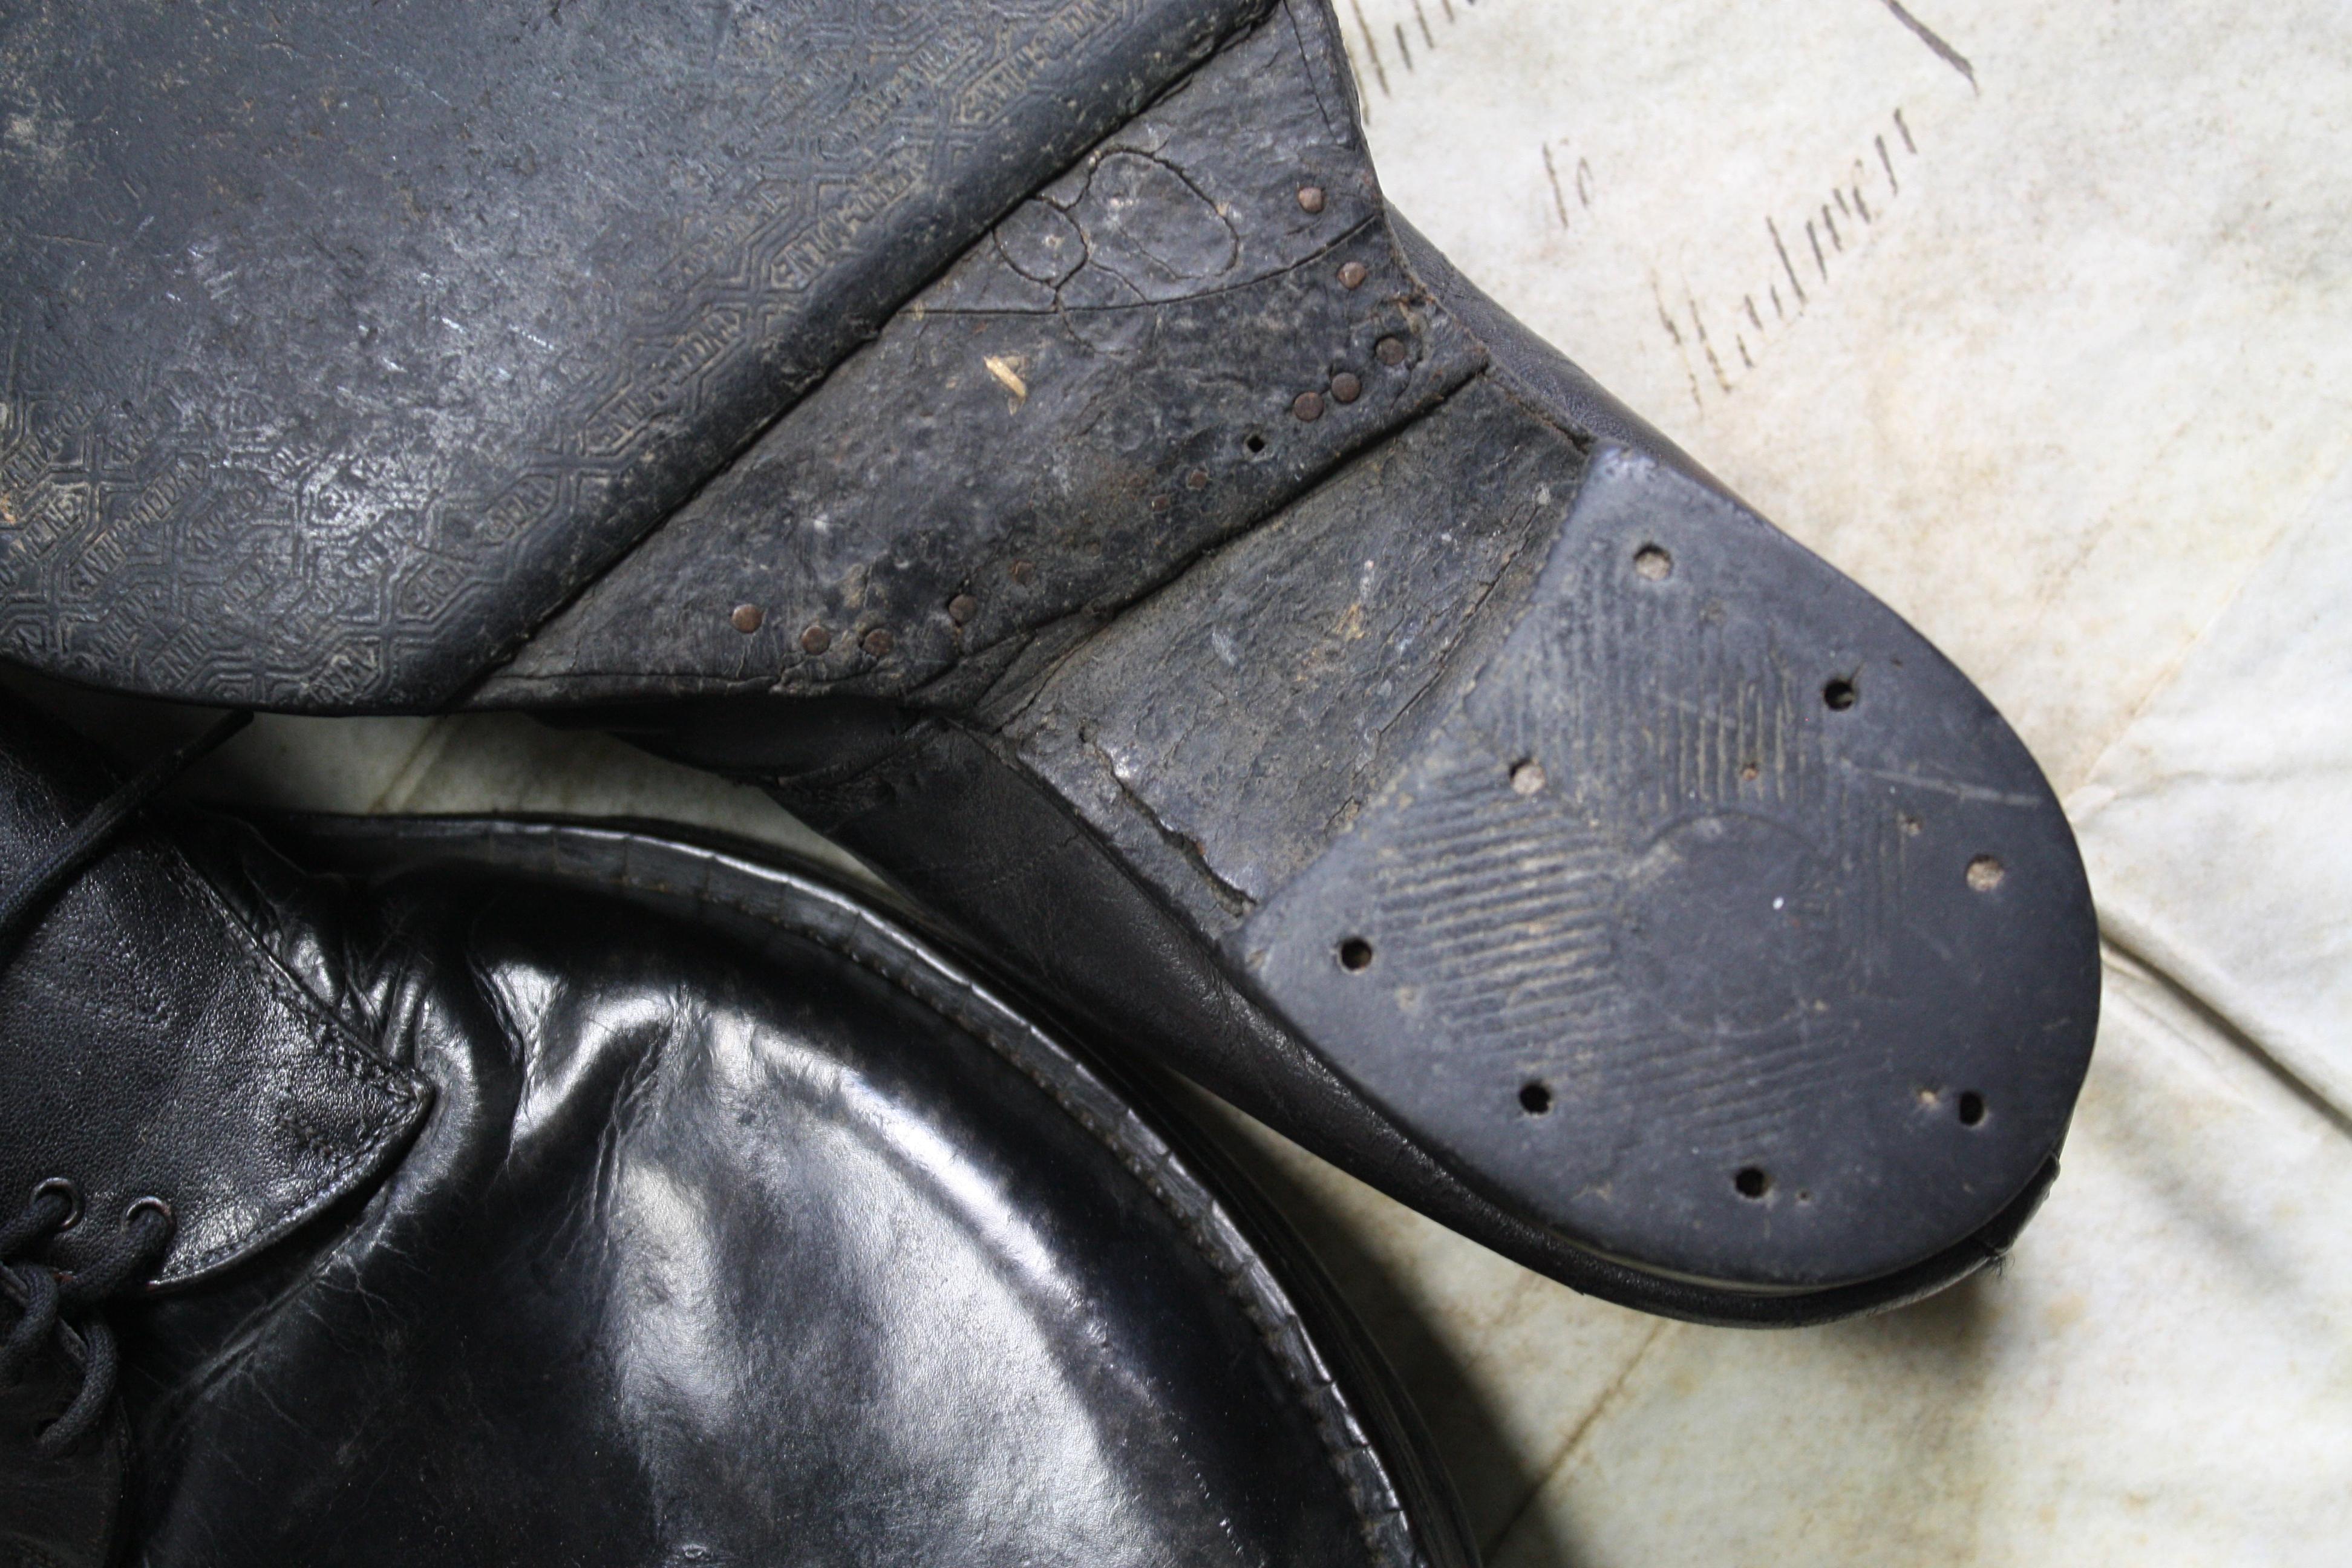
[0,0,1270,710]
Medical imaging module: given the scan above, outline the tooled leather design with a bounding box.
[0,0,1269,710]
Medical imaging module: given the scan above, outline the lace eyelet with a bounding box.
[123,1195,174,1232]
[33,1177,83,1233]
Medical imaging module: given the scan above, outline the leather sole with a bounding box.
[491,0,2099,1315]
[0,0,2099,1318]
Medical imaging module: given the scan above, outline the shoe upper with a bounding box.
[0,694,1466,1568]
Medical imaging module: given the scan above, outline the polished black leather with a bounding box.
[0,699,1471,1567]
[0,703,430,1291]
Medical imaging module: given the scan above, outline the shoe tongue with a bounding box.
[0,694,428,1286]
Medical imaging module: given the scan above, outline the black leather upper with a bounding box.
[0,707,429,1292]
[0,694,1467,1567]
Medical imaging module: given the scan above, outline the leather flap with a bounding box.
[0,707,430,1287]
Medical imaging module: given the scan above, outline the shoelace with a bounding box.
[0,709,250,1457]
[1,1184,175,1455]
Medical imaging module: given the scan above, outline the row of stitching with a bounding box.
[168,846,423,1106]
[145,841,429,1279]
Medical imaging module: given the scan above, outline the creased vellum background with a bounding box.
[109,2,2352,1563]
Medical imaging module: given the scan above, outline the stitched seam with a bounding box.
[142,848,430,1278]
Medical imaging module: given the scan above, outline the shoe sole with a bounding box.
[484,1,2100,1315]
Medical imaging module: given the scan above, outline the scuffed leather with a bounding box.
[0,0,1272,710]
[481,5,1485,711]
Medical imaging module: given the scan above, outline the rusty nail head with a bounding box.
[1185,468,1209,490]
[1296,185,1325,214]
[799,624,832,655]
[1338,260,1368,290]
[1330,371,1362,405]
[1376,336,1406,366]
[1010,560,1036,585]
[1292,391,1325,422]
[947,593,979,626]
[730,603,765,633]
[862,627,895,658]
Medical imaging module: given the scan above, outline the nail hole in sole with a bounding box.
[1338,937,1375,973]
[1519,1082,1553,1115]
[1823,676,1859,711]
[1633,544,1673,581]
[1734,1166,1771,1200]
[1958,1091,1986,1127]
[1509,759,1547,795]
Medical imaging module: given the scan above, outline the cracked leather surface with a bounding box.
[1001,376,1570,915]
[0,0,1269,709]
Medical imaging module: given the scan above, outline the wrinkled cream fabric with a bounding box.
[1315,2,2352,1561]
[157,3,2352,1562]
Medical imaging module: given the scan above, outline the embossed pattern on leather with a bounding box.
[482,4,1484,710]
[0,0,1268,709]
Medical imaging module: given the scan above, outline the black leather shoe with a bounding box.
[0,695,1471,1568]
[0,0,2097,1318]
